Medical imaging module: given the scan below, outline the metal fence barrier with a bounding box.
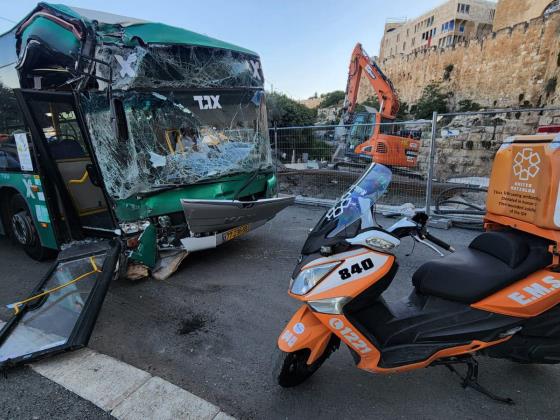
[271,106,560,228]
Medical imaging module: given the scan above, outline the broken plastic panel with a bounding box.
[181,197,295,234]
[81,88,272,200]
[0,241,120,368]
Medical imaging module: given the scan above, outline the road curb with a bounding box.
[30,348,235,420]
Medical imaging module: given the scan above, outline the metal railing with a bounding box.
[271,106,560,227]
[271,120,432,208]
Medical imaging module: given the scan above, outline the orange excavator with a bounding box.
[337,43,420,168]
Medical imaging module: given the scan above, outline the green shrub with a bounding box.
[457,99,482,112]
[319,91,346,108]
[412,82,449,119]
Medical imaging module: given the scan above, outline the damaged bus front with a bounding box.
[0,3,292,277]
[0,3,292,367]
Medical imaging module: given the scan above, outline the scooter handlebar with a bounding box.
[425,232,455,252]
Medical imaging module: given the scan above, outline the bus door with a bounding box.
[15,90,115,237]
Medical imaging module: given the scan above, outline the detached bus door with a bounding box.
[15,90,116,239]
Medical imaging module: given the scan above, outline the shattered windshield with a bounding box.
[316,164,392,238]
[95,44,264,91]
[81,89,271,199]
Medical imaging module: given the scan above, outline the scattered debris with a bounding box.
[152,251,189,281]
[125,264,149,281]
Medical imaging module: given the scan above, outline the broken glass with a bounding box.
[81,88,272,200]
[94,45,264,91]
[0,254,106,365]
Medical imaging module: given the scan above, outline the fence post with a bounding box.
[425,111,438,217]
[273,122,278,167]
[273,122,279,197]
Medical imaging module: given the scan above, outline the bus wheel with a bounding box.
[9,194,54,261]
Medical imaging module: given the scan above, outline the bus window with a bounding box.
[0,82,33,172]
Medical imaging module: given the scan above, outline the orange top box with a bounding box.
[487,134,560,231]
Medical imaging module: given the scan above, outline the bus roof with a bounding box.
[2,2,258,57]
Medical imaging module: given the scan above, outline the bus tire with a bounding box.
[9,194,54,261]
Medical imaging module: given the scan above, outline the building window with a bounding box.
[449,20,455,30]
[458,3,470,14]
[459,24,465,33]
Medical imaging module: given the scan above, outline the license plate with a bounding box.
[223,224,250,241]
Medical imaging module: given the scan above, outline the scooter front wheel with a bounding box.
[274,336,339,387]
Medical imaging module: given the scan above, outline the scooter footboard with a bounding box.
[278,305,332,365]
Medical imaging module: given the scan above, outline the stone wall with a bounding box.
[378,10,560,109]
[417,109,560,181]
[494,0,555,30]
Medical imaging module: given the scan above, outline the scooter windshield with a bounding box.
[316,164,392,239]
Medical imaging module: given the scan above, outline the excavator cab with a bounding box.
[339,43,421,169]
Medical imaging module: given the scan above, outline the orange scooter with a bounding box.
[275,133,560,403]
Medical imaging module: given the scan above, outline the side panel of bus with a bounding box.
[0,172,58,249]
[0,35,58,250]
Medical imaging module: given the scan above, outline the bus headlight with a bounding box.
[290,262,340,296]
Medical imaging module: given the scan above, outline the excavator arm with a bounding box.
[336,43,420,169]
[343,43,399,121]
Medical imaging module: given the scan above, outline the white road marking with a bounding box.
[32,349,151,411]
[22,346,234,419]
[111,376,220,420]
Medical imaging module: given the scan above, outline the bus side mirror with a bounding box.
[111,98,129,141]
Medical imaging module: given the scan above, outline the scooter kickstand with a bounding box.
[441,357,514,405]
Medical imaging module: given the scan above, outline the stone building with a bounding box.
[379,8,560,109]
[493,0,560,30]
[379,0,497,61]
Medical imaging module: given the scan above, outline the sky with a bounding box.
[0,0,445,99]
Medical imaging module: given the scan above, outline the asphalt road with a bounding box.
[0,367,113,419]
[2,205,560,419]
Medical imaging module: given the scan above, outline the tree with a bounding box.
[319,90,345,108]
[412,82,449,119]
[267,92,317,127]
[355,96,380,113]
[0,82,20,130]
[396,101,410,120]
[457,99,481,112]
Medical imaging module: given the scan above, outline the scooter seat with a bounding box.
[412,231,552,304]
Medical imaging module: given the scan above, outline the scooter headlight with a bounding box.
[290,262,340,296]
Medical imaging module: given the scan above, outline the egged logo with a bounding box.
[513,148,541,181]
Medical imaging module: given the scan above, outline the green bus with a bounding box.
[0,3,294,367]
[0,3,291,271]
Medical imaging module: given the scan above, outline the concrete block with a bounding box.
[31,348,151,411]
[112,376,220,420]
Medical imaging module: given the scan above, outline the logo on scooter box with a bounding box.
[508,276,560,306]
[513,148,541,182]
